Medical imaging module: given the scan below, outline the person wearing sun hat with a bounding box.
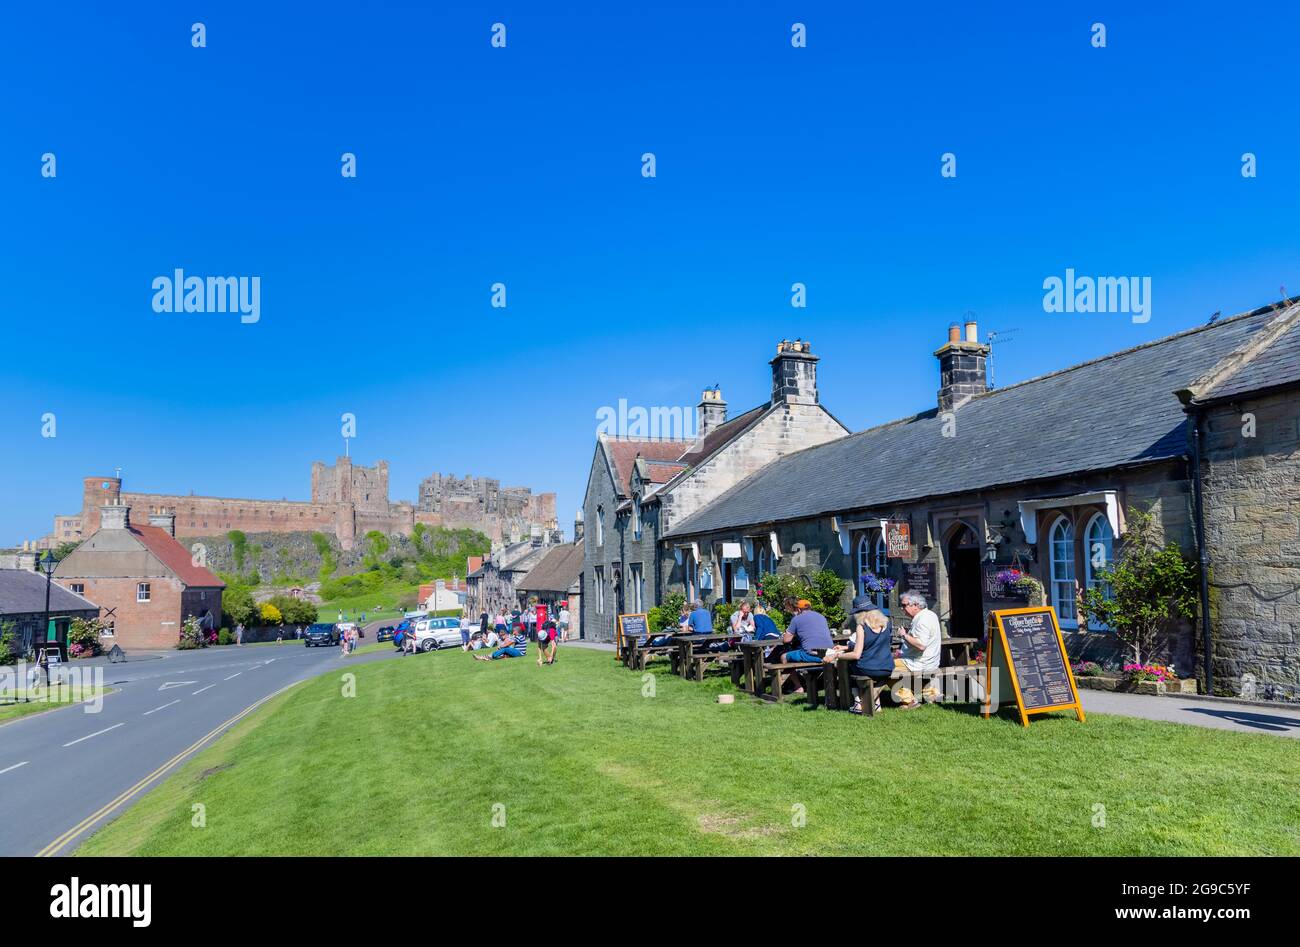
[824,594,894,713]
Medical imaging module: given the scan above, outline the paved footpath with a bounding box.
[0,631,402,856]
[1079,689,1300,738]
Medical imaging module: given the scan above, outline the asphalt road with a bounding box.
[0,628,402,856]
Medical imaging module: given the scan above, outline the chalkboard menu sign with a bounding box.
[982,607,1085,727]
[616,613,648,657]
[901,562,935,601]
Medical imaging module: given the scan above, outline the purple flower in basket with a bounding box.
[995,568,1024,585]
[859,572,896,595]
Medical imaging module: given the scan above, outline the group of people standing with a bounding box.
[649,590,944,714]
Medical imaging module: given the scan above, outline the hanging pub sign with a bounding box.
[982,606,1085,727]
[982,563,1026,604]
[885,521,911,558]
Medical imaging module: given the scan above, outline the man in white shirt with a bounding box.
[894,591,943,708]
[558,604,571,641]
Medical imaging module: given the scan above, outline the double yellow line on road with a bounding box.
[36,680,302,857]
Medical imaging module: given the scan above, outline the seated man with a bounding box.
[779,599,834,693]
[473,628,527,661]
[649,602,697,646]
[893,591,942,708]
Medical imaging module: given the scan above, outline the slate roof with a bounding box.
[517,541,584,592]
[667,301,1287,538]
[677,404,768,466]
[1191,303,1300,404]
[0,569,100,616]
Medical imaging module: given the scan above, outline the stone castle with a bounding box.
[41,460,557,551]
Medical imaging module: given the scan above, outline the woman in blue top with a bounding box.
[824,595,894,714]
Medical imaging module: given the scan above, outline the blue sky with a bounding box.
[2,2,1298,545]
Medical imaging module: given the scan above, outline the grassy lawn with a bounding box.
[0,684,111,724]
[77,649,1300,856]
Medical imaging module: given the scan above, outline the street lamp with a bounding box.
[38,551,59,683]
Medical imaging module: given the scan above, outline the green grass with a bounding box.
[76,649,1300,856]
[0,683,111,724]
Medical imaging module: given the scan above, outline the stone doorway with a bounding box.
[947,524,984,637]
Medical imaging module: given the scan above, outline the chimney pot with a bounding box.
[948,323,961,344]
[964,320,978,343]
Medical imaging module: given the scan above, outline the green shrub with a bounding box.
[218,628,233,646]
[0,622,17,666]
[222,586,257,628]
[712,602,735,632]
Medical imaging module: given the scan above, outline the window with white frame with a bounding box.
[630,563,644,613]
[71,583,84,595]
[1048,516,1077,628]
[596,508,604,547]
[757,545,768,578]
[137,582,151,603]
[1084,512,1115,630]
[594,566,605,614]
[633,499,642,540]
[856,535,871,595]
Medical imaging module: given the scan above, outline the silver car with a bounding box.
[413,616,463,652]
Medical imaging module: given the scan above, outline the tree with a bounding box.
[222,586,257,628]
[259,603,283,626]
[1080,508,1198,665]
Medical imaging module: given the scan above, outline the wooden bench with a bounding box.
[684,649,746,684]
[842,665,975,716]
[624,639,676,672]
[765,661,830,705]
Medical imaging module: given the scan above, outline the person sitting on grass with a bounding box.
[537,620,558,666]
[824,597,894,714]
[473,627,527,661]
[779,598,834,694]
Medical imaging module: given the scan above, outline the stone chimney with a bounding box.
[770,339,819,406]
[573,510,584,542]
[100,501,130,531]
[935,321,990,411]
[696,387,727,439]
[148,508,177,537]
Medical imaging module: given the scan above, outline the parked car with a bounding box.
[303,623,339,647]
[413,616,462,652]
[375,625,396,642]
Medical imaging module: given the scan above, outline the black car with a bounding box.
[303,623,339,647]
[375,625,396,642]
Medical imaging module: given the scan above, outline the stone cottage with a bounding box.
[579,340,851,641]
[660,302,1300,698]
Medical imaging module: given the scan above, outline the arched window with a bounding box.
[757,546,768,578]
[856,535,871,595]
[596,507,604,547]
[1085,512,1115,630]
[1049,516,1077,629]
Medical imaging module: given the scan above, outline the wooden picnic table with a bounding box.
[941,636,979,667]
[668,632,736,677]
[737,634,851,698]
